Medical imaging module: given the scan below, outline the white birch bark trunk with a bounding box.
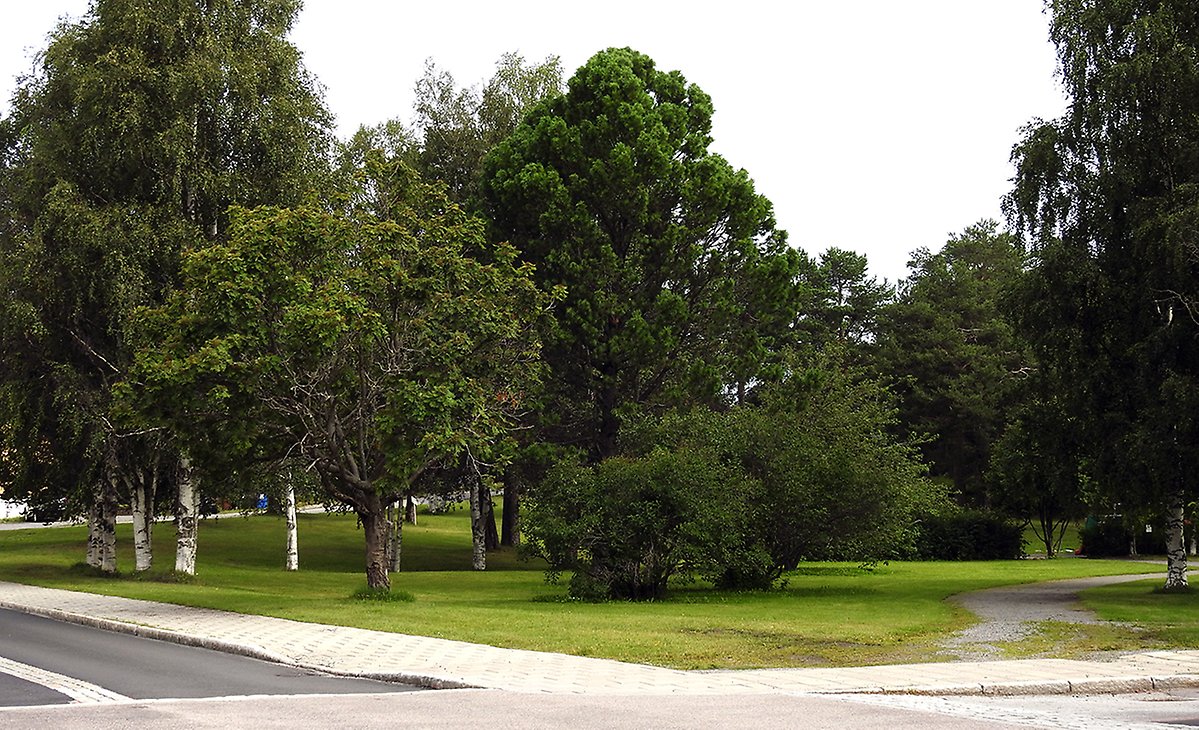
[86,477,118,574]
[469,470,486,571]
[175,455,199,575]
[1165,488,1189,590]
[284,482,299,571]
[405,495,417,525]
[389,501,402,573]
[85,490,102,569]
[131,477,155,572]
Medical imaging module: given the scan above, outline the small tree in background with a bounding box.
[989,377,1086,557]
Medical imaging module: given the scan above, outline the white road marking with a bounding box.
[0,655,130,704]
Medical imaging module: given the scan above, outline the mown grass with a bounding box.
[1080,579,1199,648]
[991,620,1170,659]
[0,509,1165,669]
[1020,520,1085,556]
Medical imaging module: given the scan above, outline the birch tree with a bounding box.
[1007,0,1199,589]
[414,53,564,207]
[284,482,299,572]
[0,0,329,573]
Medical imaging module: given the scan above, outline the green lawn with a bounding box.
[1021,520,1085,556]
[0,509,1168,669]
[1081,579,1199,647]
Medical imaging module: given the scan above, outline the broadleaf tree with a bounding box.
[414,52,564,207]
[0,0,330,573]
[129,171,548,591]
[1006,0,1199,588]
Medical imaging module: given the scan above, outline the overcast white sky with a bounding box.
[0,1,1066,283]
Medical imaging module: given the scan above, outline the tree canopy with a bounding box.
[413,53,563,207]
[875,221,1029,505]
[1007,0,1199,587]
[128,170,548,589]
[0,0,331,572]
[483,47,801,459]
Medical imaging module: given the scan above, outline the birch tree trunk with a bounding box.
[87,477,119,574]
[130,477,154,572]
[1165,488,1189,590]
[86,491,100,569]
[405,495,418,525]
[130,450,160,572]
[389,501,403,573]
[100,479,118,573]
[284,482,299,571]
[468,470,486,571]
[175,455,200,575]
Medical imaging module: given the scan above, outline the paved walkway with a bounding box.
[1,580,1197,697]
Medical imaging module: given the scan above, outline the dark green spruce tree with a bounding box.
[875,221,1030,506]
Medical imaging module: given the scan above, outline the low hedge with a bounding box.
[913,511,1025,560]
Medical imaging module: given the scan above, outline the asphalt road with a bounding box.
[0,607,417,706]
[0,671,67,708]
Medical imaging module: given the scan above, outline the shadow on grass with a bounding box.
[3,562,90,582]
[527,582,878,605]
[1155,585,1194,595]
[351,586,415,602]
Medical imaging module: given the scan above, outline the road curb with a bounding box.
[831,673,1199,697]
[0,599,477,691]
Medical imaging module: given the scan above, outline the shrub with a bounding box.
[638,356,947,573]
[523,448,751,600]
[524,350,953,596]
[1079,518,1166,557]
[913,510,1025,560]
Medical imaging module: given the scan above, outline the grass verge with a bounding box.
[1079,578,1199,651]
[0,510,1165,669]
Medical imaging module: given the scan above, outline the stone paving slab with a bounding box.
[1,581,1197,697]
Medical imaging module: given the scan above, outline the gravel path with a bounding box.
[940,569,1165,660]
